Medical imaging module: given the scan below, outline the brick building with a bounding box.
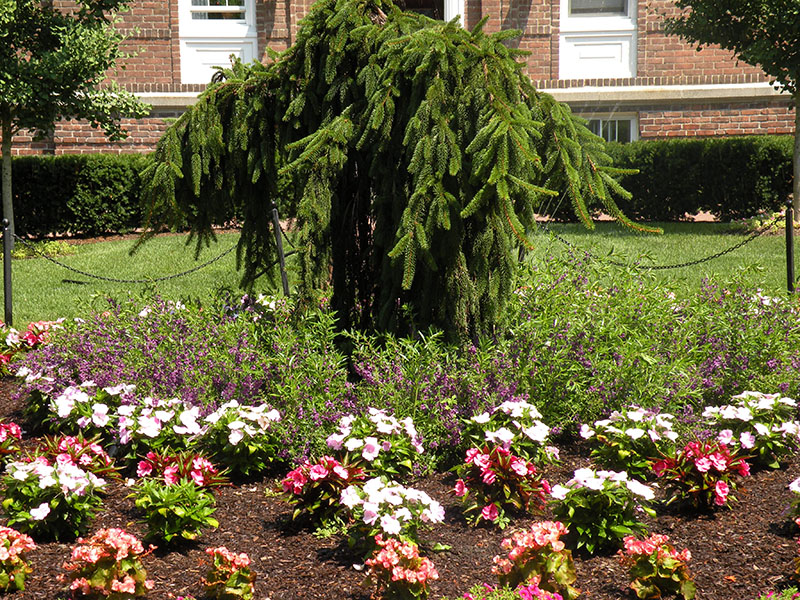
[11,0,795,154]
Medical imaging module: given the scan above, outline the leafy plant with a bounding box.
[550,468,655,554]
[0,420,22,459]
[452,445,549,529]
[702,391,800,468]
[490,521,578,599]
[340,477,445,548]
[203,546,256,600]
[653,440,749,509]
[281,456,365,528]
[200,401,283,477]
[133,478,219,543]
[60,528,153,599]
[326,409,424,480]
[463,399,556,465]
[1,455,106,541]
[364,535,438,600]
[0,526,36,592]
[618,534,695,599]
[580,407,678,480]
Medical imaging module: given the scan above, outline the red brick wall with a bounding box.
[639,102,795,139]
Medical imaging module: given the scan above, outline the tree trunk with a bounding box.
[794,93,800,222]
[1,112,13,250]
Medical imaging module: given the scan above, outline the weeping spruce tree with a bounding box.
[140,0,650,341]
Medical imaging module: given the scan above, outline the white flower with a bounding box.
[626,409,646,422]
[545,446,560,461]
[53,395,75,419]
[422,502,445,523]
[583,477,605,491]
[626,479,655,501]
[571,468,595,486]
[362,502,380,525]
[395,507,412,522]
[340,486,362,509]
[472,412,491,424]
[326,432,346,450]
[579,424,595,439]
[174,408,202,435]
[264,408,281,422]
[380,515,401,535]
[138,415,162,438]
[345,438,364,451]
[625,428,646,440]
[550,484,569,500]
[790,477,800,495]
[362,437,381,462]
[754,423,770,436]
[522,422,550,443]
[91,403,110,428]
[740,431,755,449]
[485,427,515,446]
[717,429,733,445]
[228,430,244,446]
[30,503,51,521]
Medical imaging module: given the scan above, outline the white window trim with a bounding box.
[562,1,634,33]
[178,0,258,85]
[443,0,463,25]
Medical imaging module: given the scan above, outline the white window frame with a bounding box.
[559,0,637,79]
[584,112,639,143]
[178,0,258,85]
[443,0,463,25]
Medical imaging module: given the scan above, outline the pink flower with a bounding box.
[481,468,497,485]
[694,457,712,473]
[714,480,730,506]
[737,460,750,477]
[453,479,467,497]
[481,503,499,522]
[308,464,329,481]
[510,457,529,476]
[163,465,179,485]
[708,452,728,472]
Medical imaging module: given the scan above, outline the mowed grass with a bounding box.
[529,221,793,295]
[5,221,796,326]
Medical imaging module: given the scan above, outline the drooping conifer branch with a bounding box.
[140,0,651,340]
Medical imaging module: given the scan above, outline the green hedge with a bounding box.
[10,135,795,237]
[12,154,151,238]
[542,135,793,222]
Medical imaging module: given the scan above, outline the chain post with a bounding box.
[788,200,796,294]
[2,219,11,326]
[271,204,290,297]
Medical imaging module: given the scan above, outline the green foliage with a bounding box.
[542,136,792,222]
[132,478,219,543]
[140,0,645,340]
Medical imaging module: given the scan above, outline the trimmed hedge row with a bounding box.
[541,135,793,222]
[12,154,151,238]
[10,135,795,237]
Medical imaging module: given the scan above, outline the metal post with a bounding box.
[2,219,11,325]
[271,204,290,297]
[787,201,795,294]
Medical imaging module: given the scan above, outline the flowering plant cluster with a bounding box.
[2,454,106,540]
[618,534,695,599]
[201,401,282,476]
[60,528,153,599]
[0,420,22,459]
[364,535,438,600]
[756,589,800,600]
[341,477,445,546]
[653,440,749,509]
[580,408,678,480]
[326,409,423,479]
[281,455,365,527]
[550,468,655,554]
[133,452,226,543]
[203,546,256,600]
[702,391,800,468]
[0,526,36,592]
[0,320,62,374]
[463,399,556,464]
[41,435,119,481]
[491,521,578,599]
[452,445,550,529]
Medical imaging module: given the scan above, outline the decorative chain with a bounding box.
[10,233,237,284]
[545,212,785,271]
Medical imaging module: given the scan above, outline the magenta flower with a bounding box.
[481,503,499,522]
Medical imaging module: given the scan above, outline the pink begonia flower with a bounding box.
[717,429,733,445]
[481,503,499,522]
[308,464,329,481]
[694,457,712,473]
[714,480,729,506]
[30,502,51,521]
[740,431,755,449]
[453,479,467,497]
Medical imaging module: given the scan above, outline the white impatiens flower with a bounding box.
[625,428,646,440]
[790,477,800,495]
[485,427,515,446]
[345,437,364,451]
[340,486,362,509]
[472,412,491,424]
[29,503,51,521]
[626,479,656,501]
[579,424,595,439]
[550,484,569,500]
[626,409,646,422]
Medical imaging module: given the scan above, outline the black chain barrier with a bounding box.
[542,212,785,271]
[11,233,237,284]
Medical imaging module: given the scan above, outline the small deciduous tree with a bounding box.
[0,0,150,241]
[140,0,650,341]
[665,1,800,219]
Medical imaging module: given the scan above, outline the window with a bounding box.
[569,0,627,15]
[178,0,257,85]
[559,0,637,79]
[587,116,637,143]
[397,0,463,24]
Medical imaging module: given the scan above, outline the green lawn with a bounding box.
[4,222,795,326]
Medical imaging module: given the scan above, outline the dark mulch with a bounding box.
[0,377,797,600]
